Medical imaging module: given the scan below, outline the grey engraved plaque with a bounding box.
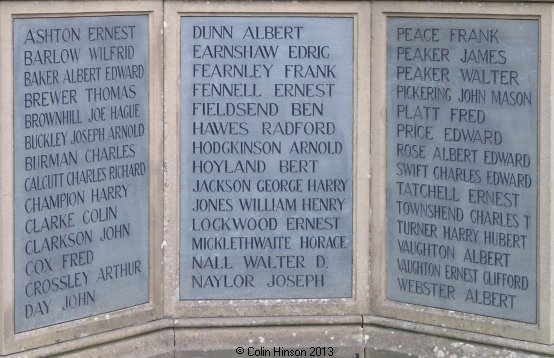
[386,18,538,323]
[180,17,353,299]
[14,15,149,332]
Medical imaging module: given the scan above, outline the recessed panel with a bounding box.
[386,18,538,323]
[180,17,353,299]
[13,15,149,332]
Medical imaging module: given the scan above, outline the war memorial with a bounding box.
[0,1,552,356]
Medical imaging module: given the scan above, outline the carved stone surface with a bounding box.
[386,18,538,323]
[180,17,353,299]
[13,15,149,332]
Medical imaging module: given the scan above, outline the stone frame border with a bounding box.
[163,0,370,322]
[369,0,554,345]
[0,1,164,354]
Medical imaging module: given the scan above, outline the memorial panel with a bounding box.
[386,18,538,323]
[13,15,149,332]
[180,17,353,300]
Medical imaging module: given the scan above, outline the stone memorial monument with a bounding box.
[371,1,554,354]
[163,2,369,355]
[2,0,554,357]
[0,1,164,356]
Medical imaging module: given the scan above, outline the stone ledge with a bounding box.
[3,320,554,357]
[364,325,552,358]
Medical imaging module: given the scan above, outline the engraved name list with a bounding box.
[386,18,538,323]
[180,17,354,300]
[13,15,150,332]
